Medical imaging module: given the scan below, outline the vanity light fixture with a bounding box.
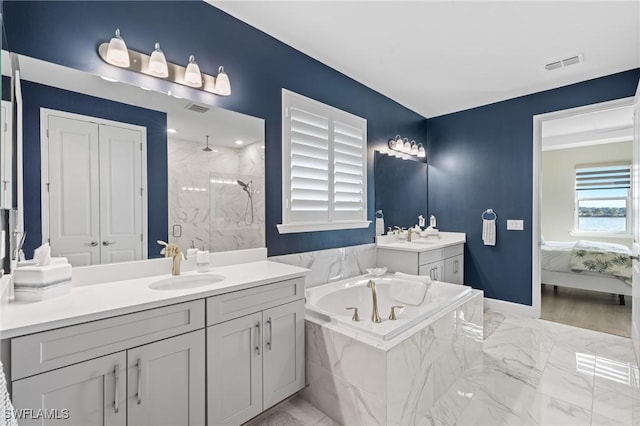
[184,55,203,88]
[98,29,231,96]
[387,135,426,160]
[148,43,169,78]
[105,29,130,67]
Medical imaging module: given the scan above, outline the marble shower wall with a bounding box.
[168,138,265,253]
[302,291,484,425]
[269,244,376,288]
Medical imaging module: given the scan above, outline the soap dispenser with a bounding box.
[430,215,437,228]
[418,215,425,229]
[375,210,385,236]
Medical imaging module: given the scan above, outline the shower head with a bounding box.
[203,135,212,152]
[237,179,252,193]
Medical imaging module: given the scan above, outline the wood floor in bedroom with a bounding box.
[541,283,632,337]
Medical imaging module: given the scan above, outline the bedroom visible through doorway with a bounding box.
[540,100,634,337]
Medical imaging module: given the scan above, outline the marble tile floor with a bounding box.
[248,311,639,426]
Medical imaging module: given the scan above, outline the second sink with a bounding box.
[149,274,226,290]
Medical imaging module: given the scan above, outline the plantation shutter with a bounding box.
[576,165,631,191]
[282,90,367,230]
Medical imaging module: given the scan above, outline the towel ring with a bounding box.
[481,209,497,221]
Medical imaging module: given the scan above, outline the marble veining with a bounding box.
[270,244,376,288]
[168,138,265,253]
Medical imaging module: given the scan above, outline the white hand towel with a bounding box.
[482,219,496,246]
[0,360,18,426]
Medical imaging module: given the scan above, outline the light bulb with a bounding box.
[214,66,231,95]
[105,29,130,68]
[417,144,426,158]
[410,141,418,156]
[403,138,411,153]
[184,55,202,88]
[148,42,169,78]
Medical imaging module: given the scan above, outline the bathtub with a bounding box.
[305,275,473,341]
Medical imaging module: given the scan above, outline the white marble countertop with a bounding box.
[0,260,309,339]
[376,231,466,253]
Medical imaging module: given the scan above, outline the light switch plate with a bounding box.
[507,220,524,231]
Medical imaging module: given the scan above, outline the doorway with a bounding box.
[533,98,635,336]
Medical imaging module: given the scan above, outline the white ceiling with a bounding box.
[16,54,264,148]
[211,0,640,118]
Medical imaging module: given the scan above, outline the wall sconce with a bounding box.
[98,28,231,96]
[388,135,426,159]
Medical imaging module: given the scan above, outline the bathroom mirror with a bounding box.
[15,54,265,266]
[1,49,13,210]
[374,151,428,230]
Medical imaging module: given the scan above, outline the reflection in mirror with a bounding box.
[16,54,265,266]
[374,151,427,230]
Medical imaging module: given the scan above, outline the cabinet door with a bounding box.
[208,312,262,425]
[262,300,305,409]
[444,254,464,285]
[127,330,205,426]
[419,260,444,281]
[12,352,126,426]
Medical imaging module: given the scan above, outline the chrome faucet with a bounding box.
[158,241,184,276]
[367,280,382,323]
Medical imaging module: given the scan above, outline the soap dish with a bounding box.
[366,267,387,277]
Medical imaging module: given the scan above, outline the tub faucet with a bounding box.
[367,280,382,323]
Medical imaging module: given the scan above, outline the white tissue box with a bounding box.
[14,262,72,302]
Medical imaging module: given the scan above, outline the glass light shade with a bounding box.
[184,55,202,88]
[403,138,411,153]
[417,144,426,158]
[410,141,419,156]
[148,43,169,78]
[215,66,231,95]
[105,29,130,68]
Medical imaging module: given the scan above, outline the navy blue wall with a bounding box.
[427,69,640,306]
[374,152,427,230]
[2,75,9,101]
[20,80,167,258]
[3,1,427,256]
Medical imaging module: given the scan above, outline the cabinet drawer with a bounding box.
[12,300,205,380]
[418,249,444,266]
[207,278,304,326]
[443,244,464,258]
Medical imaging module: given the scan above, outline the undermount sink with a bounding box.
[149,274,226,290]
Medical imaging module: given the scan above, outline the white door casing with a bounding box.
[41,109,147,265]
[632,79,640,365]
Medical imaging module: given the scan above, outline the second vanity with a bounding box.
[0,255,309,426]
[376,232,466,284]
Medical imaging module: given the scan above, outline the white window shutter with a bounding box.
[280,90,368,233]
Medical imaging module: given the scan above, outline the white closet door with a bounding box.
[98,124,143,264]
[48,115,100,266]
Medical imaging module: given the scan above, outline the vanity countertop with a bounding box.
[0,260,309,339]
[376,232,466,253]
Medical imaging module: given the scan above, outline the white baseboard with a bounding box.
[484,297,536,318]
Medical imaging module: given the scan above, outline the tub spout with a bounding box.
[367,280,382,323]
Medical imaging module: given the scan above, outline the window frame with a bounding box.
[277,89,370,234]
[572,163,631,237]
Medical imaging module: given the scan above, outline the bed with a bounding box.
[541,240,632,305]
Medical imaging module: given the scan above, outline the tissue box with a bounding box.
[14,262,72,302]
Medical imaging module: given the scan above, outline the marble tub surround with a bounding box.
[376,231,466,252]
[269,244,376,288]
[301,291,484,425]
[168,137,265,253]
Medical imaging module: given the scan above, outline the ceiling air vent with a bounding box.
[185,103,210,113]
[545,53,583,71]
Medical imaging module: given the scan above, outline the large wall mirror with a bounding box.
[14,54,265,267]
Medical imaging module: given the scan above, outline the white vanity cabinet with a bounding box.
[378,242,465,285]
[10,300,206,426]
[206,277,305,426]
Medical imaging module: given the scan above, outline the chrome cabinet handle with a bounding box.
[136,358,142,405]
[88,241,98,247]
[255,322,261,355]
[103,240,117,246]
[266,317,273,350]
[113,364,119,413]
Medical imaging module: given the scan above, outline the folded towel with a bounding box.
[391,273,431,305]
[394,272,432,284]
[0,360,18,426]
[482,219,496,246]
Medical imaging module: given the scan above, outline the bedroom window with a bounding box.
[574,164,631,234]
[277,89,370,234]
